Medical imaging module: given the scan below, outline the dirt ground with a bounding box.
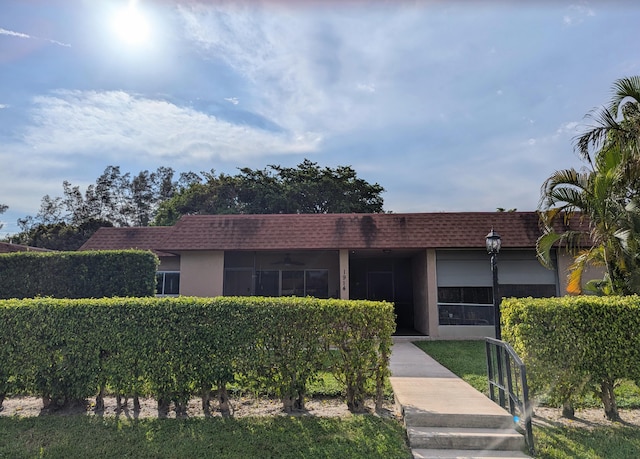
[2,395,640,429]
[0,395,397,420]
[532,406,640,429]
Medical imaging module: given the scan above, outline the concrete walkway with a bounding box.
[389,339,531,459]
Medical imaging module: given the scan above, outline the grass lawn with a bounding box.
[0,415,411,459]
[0,371,408,459]
[414,340,640,459]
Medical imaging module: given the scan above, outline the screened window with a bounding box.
[156,271,180,296]
[254,269,329,298]
[437,284,557,325]
[438,287,492,304]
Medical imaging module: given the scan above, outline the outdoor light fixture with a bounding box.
[485,229,502,254]
[485,229,502,340]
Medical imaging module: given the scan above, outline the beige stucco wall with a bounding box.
[556,250,606,295]
[411,250,429,335]
[158,256,180,272]
[339,249,349,300]
[179,251,224,297]
[426,249,439,337]
[437,325,495,339]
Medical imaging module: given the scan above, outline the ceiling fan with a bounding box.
[271,253,305,266]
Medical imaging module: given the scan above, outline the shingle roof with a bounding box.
[0,242,52,253]
[79,212,589,253]
[79,226,176,257]
[155,212,548,251]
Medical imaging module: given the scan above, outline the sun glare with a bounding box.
[112,1,151,46]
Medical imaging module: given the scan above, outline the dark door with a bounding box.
[368,271,394,301]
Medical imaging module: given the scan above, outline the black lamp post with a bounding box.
[486,229,502,340]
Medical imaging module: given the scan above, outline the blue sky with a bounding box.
[1,0,639,237]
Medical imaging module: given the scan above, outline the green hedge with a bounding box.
[0,296,394,414]
[502,296,640,420]
[0,250,158,299]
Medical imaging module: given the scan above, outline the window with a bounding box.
[255,270,279,296]
[305,270,329,298]
[438,287,492,305]
[254,269,329,298]
[438,286,493,325]
[438,304,494,325]
[437,284,557,325]
[156,271,180,296]
[282,271,304,296]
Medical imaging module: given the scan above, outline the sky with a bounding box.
[1,0,639,237]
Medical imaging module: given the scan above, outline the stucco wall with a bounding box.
[411,250,429,335]
[426,249,439,337]
[437,325,495,339]
[556,250,606,294]
[158,256,180,272]
[179,251,224,297]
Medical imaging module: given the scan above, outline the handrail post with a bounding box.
[485,340,496,402]
[485,337,535,456]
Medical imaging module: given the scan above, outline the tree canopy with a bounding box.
[0,203,7,231]
[154,160,385,225]
[9,160,385,250]
[538,76,640,295]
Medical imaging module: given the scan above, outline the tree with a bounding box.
[154,160,385,225]
[538,76,640,297]
[153,171,240,226]
[14,166,182,249]
[537,76,640,422]
[239,160,385,214]
[0,203,7,231]
[13,219,114,251]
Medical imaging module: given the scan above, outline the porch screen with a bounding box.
[436,250,557,326]
[254,269,328,298]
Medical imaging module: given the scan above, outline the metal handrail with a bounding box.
[485,337,534,456]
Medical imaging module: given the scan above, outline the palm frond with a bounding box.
[574,107,625,161]
[536,231,563,269]
[609,76,640,117]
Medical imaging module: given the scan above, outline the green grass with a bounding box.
[533,425,640,459]
[0,369,407,459]
[413,339,640,459]
[0,415,411,459]
[413,340,488,395]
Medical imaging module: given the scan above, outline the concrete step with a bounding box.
[403,407,515,429]
[412,449,530,459]
[407,427,525,451]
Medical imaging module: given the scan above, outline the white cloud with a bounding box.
[356,83,376,93]
[0,27,71,47]
[22,90,322,162]
[563,3,596,26]
[177,3,438,134]
[0,28,30,39]
[224,97,239,105]
[556,121,580,135]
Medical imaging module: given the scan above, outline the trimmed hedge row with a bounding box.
[502,296,640,420]
[0,250,158,299]
[0,296,394,415]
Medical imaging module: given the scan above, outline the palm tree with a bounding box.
[538,76,640,295]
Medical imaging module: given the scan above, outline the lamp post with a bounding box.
[486,229,502,340]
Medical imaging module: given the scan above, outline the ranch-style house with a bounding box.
[80,211,580,339]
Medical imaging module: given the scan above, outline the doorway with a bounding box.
[349,255,417,334]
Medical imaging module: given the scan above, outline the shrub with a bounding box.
[502,296,640,421]
[0,250,158,299]
[0,296,394,414]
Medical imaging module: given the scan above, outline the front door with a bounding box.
[367,271,394,302]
